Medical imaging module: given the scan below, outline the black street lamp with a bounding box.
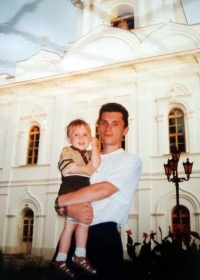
[164,147,193,226]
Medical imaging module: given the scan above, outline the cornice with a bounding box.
[0,50,199,104]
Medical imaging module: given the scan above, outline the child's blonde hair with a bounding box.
[66,119,91,137]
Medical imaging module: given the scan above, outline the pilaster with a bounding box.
[81,0,91,36]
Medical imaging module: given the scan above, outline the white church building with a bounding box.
[0,0,200,260]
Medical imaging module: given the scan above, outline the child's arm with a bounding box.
[59,147,97,177]
[68,163,96,176]
[68,138,100,175]
[90,137,101,168]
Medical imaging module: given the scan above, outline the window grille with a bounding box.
[172,205,190,233]
[27,126,40,164]
[169,109,185,152]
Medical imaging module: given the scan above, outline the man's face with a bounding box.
[98,112,129,149]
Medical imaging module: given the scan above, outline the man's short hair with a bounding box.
[66,119,90,137]
[98,103,129,128]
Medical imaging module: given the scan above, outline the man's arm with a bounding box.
[58,181,118,208]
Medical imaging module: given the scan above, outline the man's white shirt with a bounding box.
[90,148,142,226]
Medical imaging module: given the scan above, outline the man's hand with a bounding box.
[56,207,66,217]
[66,203,94,224]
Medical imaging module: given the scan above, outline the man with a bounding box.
[55,103,142,279]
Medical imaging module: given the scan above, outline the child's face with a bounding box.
[67,124,92,150]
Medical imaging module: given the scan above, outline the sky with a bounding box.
[0,0,199,76]
[0,0,77,75]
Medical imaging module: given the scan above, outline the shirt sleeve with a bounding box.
[58,147,76,176]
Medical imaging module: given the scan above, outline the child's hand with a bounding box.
[85,161,97,176]
[91,137,99,149]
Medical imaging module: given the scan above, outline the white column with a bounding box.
[150,0,162,25]
[17,131,24,165]
[76,4,83,39]
[2,102,19,180]
[138,188,151,242]
[32,215,45,255]
[93,0,101,29]
[137,0,146,27]
[156,115,164,155]
[128,118,137,154]
[37,128,46,164]
[42,192,58,259]
[186,111,195,153]
[0,194,8,252]
[5,215,16,253]
[81,0,90,36]
[163,0,175,23]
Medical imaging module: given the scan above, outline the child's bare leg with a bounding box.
[73,224,96,274]
[54,220,76,277]
[75,224,89,257]
[58,220,76,255]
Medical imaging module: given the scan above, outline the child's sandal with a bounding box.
[54,260,74,277]
[72,254,96,274]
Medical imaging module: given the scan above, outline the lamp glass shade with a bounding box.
[183,158,193,175]
[164,162,172,176]
[169,159,178,172]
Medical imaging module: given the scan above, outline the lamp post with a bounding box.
[164,147,193,226]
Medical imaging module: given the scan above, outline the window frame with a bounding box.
[168,108,186,153]
[26,125,40,165]
[171,205,190,233]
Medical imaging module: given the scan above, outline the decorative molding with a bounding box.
[18,131,24,138]
[36,215,46,218]
[115,95,129,103]
[156,86,192,102]
[46,192,58,194]
[93,98,107,107]
[156,115,164,122]
[73,101,88,109]
[129,214,139,219]
[1,51,199,104]
[185,111,193,118]
[151,213,165,216]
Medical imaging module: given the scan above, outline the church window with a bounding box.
[21,209,34,254]
[171,205,190,233]
[168,109,185,153]
[23,210,34,242]
[27,126,40,164]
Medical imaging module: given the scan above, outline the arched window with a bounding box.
[111,13,134,30]
[171,205,190,233]
[168,109,185,153]
[27,126,40,164]
[110,4,134,30]
[21,209,34,253]
[95,123,126,152]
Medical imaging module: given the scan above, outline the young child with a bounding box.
[54,119,101,277]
